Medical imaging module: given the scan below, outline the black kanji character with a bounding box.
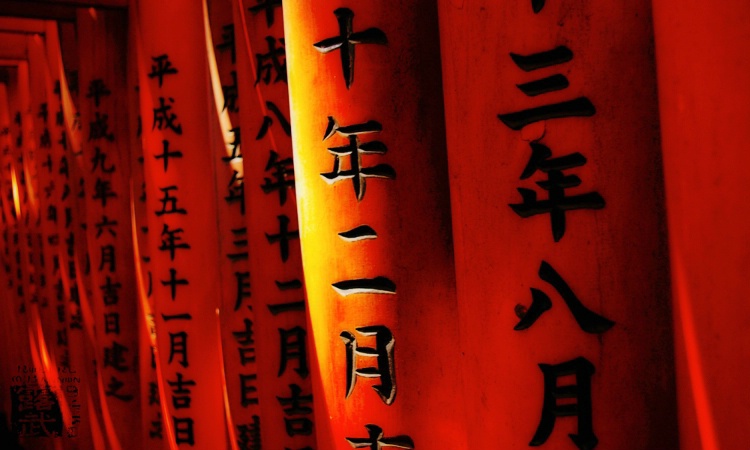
[91,147,115,173]
[338,225,377,241]
[216,24,236,64]
[154,140,182,172]
[255,36,286,85]
[86,79,111,107]
[278,326,308,378]
[256,101,290,140]
[514,260,614,333]
[152,97,183,134]
[149,382,160,406]
[155,186,187,216]
[89,113,115,142]
[168,331,189,368]
[346,425,414,449]
[39,129,51,148]
[160,268,189,300]
[167,372,196,409]
[313,8,387,89]
[236,415,261,450]
[227,227,248,262]
[149,413,163,439]
[38,103,48,121]
[248,0,281,27]
[261,150,294,206]
[277,384,314,437]
[240,374,258,407]
[58,129,67,150]
[222,71,239,113]
[92,178,117,207]
[158,224,190,261]
[265,215,299,262]
[239,346,255,366]
[148,55,178,88]
[103,341,129,372]
[233,272,251,311]
[530,357,598,450]
[498,47,595,130]
[223,127,241,162]
[100,276,122,305]
[59,155,69,179]
[98,245,116,273]
[173,417,194,446]
[340,325,396,405]
[105,376,133,401]
[321,116,395,201]
[161,313,192,322]
[225,170,245,214]
[68,71,79,95]
[233,318,255,347]
[95,215,118,238]
[331,277,396,297]
[509,142,605,242]
[104,312,120,335]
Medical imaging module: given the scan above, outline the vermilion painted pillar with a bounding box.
[235,0,318,447]
[0,80,27,433]
[7,61,39,377]
[27,35,57,368]
[0,188,13,430]
[29,31,66,376]
[12,46,44,390]
[77,8,141,449]
[60,17,112,450]
[12,61,36,302]
[138,0,230,447]
[27,33,79,442]
[57,25,109,446]
[6,60,54,450]
[57,22,99,340]
[205,0,259,445]
[45,20,99,447]
[285,2,468,448]
[652,2,750,449]
[41,44,73,390]
[126,5,170,447]
[437,0,678,448]
[17,58,55,432]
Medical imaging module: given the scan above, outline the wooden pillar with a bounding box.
[652,1,750,449]
[284,1,468,448]
[437,0,678,448]
[137,0,230,447]
[205,0,259,446]
[234,0,318,447]
[77,8,141,449]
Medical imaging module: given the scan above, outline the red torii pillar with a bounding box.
[437,0,678,448]
[137,0,230,448]
[284,2,468,449]
[652,1,750,448]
